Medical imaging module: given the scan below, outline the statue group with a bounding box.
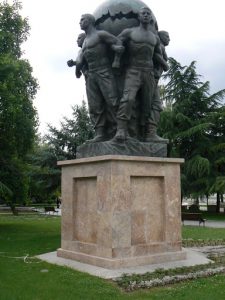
[68,6,170,146]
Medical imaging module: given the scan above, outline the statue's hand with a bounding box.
[163,62,169,72]
[67,59,75,67]
[76,68,82,78]
[83,70,88,78]
[112,45,124,54]
[112,59,120,69]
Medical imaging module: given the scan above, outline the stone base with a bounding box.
[38,249,211,279]
[76,139,167,158]
[57,248,186,269]
[58,155,184,269]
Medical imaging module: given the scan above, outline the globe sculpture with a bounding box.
[94,0,158,35]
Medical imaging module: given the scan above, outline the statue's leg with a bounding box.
[138,71,155,141]
[98,69,118,139]
[145,85,168,143]
[113,69,141,141]
[85,72,106,142]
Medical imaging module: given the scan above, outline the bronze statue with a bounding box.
[67,33,86,67]
[68,3,170,157]
[67,33,88,78]
[76,14,124,142]
[113,7,168,142]
[145,30,170,142]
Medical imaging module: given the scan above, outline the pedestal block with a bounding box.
[57,155,186,269]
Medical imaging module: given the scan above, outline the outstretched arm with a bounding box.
[67,59,76,67]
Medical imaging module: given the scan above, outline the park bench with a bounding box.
[182,212,206,226]
[44,206,58,215]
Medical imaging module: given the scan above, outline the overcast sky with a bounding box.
[20,0,225,134]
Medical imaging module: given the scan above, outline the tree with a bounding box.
[27,102,94,202]
[27,143,62,203]
[158,58,225,203]
[45,101,94,159]
[207,106,225,211]
[0,1,38,212]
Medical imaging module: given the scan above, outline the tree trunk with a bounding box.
[9,203,18,215]
[195,197,199,206]
[216,192,220,213]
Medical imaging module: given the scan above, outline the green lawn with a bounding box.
[183,225,225,240]
[1,214,225,300]
[202,212,225,221]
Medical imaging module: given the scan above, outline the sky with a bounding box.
[19,0,225,134]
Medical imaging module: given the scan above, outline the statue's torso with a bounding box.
[82,33,110,71]
[127,28,158,69]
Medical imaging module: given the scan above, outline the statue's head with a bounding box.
[158,31,170,46]
[138,7,153,25]
[80,14,95,30]
[77,33,86,48]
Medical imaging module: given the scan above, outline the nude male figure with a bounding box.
[113,7,168,141]
[76,14,124,142]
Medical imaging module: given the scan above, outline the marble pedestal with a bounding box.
[57,155,186,269]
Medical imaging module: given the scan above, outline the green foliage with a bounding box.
[0,0,30,58]
[209,177,225,194]
[27,144,61,202]
[185,155,210,178]
[26,102,94,202]
[45,101,94,159]
[159,58,225,200]
[0,1,38,209]
[0,180,13,200]
[188,204,200,213]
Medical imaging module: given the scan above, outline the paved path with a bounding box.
[50,210,225,228]
[38,208,225,228]
[190,245,225,257]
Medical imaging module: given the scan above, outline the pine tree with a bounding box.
[158,58,225,203]
[45,101,94,159]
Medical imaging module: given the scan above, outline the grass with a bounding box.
[202,212,225,221]
[183,226,225,240]
[1,214,225,299]
[182,224,225,246]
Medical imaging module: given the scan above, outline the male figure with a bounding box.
[145,30,170,142]
[67,33,88,77]
[67,33,86,67]
[113,7,168,141]
[76,14,124,142]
